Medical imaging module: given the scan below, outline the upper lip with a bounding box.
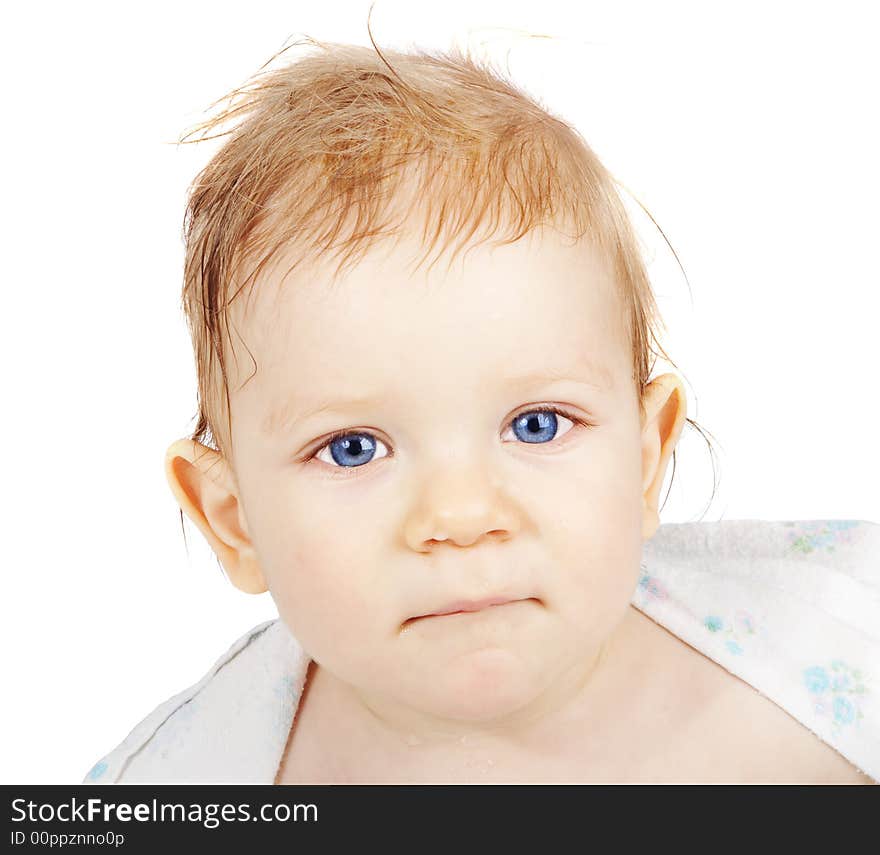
[413,595,526,620]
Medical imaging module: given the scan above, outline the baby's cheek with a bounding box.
[267,547,375,652]
[551,519,642,638]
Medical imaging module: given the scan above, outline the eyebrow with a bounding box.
[263,362,614,437]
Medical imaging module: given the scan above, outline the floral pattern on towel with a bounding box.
[703,608,766,656]
[783,520,861,555]
[635,563,669,605]
[85,760,107,781]
[803,659,867,736]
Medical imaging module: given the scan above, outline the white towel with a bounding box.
[83,518,880,783]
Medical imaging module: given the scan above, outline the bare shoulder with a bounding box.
[637,609,875,784]
[699,661,875,784]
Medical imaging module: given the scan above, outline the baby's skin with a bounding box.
[165,215,874,783]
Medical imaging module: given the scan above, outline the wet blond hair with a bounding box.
[176,26,718,513]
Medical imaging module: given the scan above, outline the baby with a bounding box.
[85,36,877,784]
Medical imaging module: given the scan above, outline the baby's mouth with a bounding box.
[401,596,540,629]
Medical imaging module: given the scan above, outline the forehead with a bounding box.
[231,225,629,431]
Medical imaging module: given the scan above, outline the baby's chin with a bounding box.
[415,647,553,722]
[370,637,575,726]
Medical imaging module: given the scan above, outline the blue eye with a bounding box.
[319,432,387,468]
[510,409,569,444]
[310,406,587,470]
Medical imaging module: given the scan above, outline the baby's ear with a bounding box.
[163,439,268,594]
[639,374,688,541]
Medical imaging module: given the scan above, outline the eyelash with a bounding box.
[304,405,594,470]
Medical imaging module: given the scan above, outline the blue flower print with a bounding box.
[86,761,107,781]
[784,520,860,555]
[635,564,669,605]
[804,666,830,694]
[803,659,866,736]
[703,609,762,656]
[833,696,856,725]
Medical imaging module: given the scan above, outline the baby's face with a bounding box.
[227,225,648,722]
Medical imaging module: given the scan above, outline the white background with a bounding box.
[2,0,877,784]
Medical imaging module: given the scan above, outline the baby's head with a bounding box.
[166,39,700,728]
